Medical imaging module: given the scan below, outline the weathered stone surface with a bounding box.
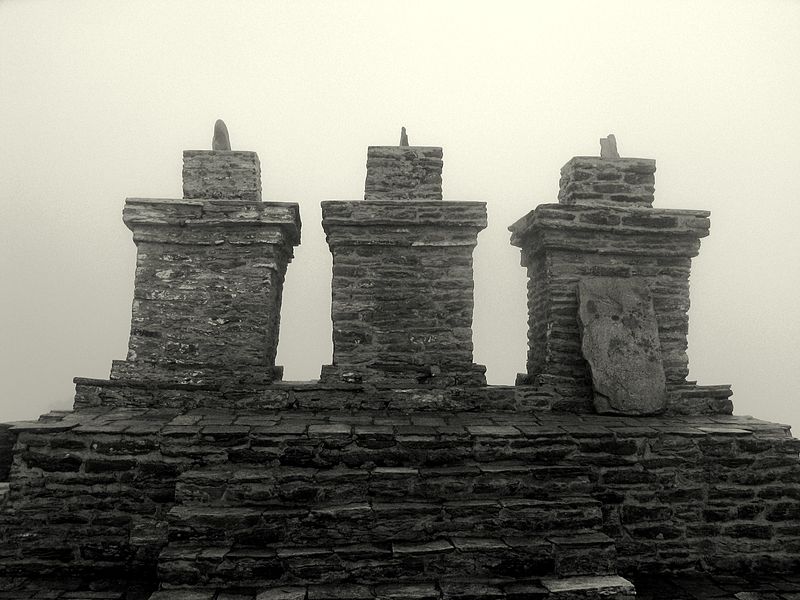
[111,197,301,386]
[212,119,231,151]
[183,150,261,201]
[577,277,667,415]
[321,200,486,386]
[364,146,443,201]
[600,134,620,159]
[510,154,713,396]
[3,405,800,587]
[558,156,656,208]
[541,574,635,595]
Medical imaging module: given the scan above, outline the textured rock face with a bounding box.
[322,144,486,386]
[510,203,708,387]
[510,153,712,398]
[183,150,261,201]
[364,146,443,201]
[321,200,486,386]
[578,277,667,415]
[111,198,300,385]
[3,404,800,588]
[558,156,656,208]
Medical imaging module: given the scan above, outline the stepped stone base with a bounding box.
[1,384,799,593]
[73,377,732,416]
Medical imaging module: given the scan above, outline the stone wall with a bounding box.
[558,157,656,207]
[320,144,487,387]
[110,198,300,386]
[2,407,799,587]
[364,147,443,201]
[182,150,262,201]
[510,204,709,386]
[0,424,14,481]
[510,150,711,406]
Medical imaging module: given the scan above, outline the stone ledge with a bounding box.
[322,201,487,229]
[72,377,736,416]
[122,198,301,245]
[509,204,710,250]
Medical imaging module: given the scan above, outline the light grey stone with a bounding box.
[578,277,667,415]
[212,118,231,150]
[600,133,619,158]
[541,574,635,594]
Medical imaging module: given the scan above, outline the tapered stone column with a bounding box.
[510,142,730,414]
[320,141,487,386]
[109,149,301,385]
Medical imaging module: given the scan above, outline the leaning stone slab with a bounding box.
[578,277,667,415]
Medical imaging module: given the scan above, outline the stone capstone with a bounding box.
[577,277,667,415]
[212,119,231,151]
[600,134,620,159]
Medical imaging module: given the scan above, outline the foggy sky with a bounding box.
[1,1,799,429]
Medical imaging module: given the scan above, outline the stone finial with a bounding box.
[600,134,619,159]
[212,119,231,151]
[400,127,409,147]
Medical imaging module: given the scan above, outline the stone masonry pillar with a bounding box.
[109,149,301,385]
[509,150,710,393]
[320,142,487,386]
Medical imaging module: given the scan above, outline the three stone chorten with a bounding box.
[1,123,798,599]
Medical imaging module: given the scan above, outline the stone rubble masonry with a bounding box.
[2,407,799,587]
[72,377,733,416]
[510,155,715,411]
[110,154,301,386]
[321,145,486,386]
[364,147,443,201]
[558,157,656,208]
[182,150,262,201]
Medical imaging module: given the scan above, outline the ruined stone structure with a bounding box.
[1,131,799,599]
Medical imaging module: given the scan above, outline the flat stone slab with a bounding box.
[578,277,667,415]
[541,575,635,595]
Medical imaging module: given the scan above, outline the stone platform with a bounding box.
[2,393,799,595]
[4,573,800,600]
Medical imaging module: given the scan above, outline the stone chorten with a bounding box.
[320,130,487,386]
[109,122,301,385]
[510,136,731,415]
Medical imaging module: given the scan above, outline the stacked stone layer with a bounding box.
[510,203,710,388]
[321,201,487,386]
[364,147,443,201]
[182,150,262,201]
[72,378,733,416]
[111,198,301,385]
[1,404,799,591]
[558,157,656,208]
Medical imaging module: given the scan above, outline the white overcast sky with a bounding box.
[1,1,798,428]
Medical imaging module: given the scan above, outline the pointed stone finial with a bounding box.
[600,134,619,159]
[399,127,409,147]
[212,119,231,151]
